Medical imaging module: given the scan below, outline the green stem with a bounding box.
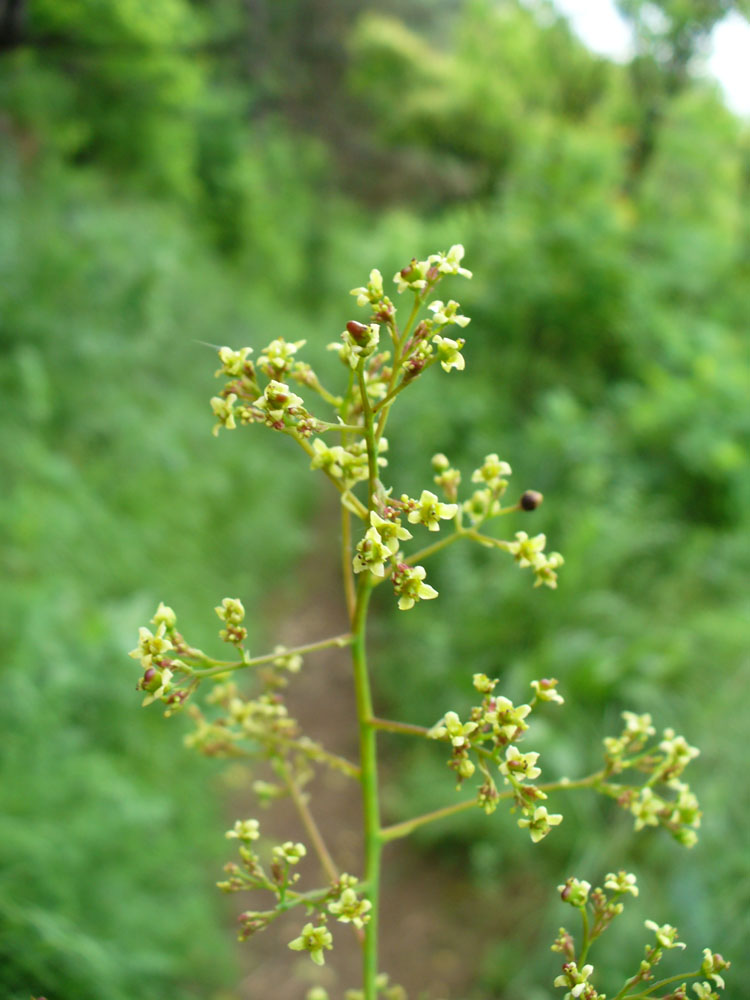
[380,798,476,842]
[277,758,340,884]
[464,528,514,551]
[375,294,422,441]
[368,717,431,738]
[317,421,367,433]
[380,771,606,843]
[404,529,465,565]
[635,971,702,998]
[192,633,353,679]
[357,363,379,510]
[372,529,466,588]
[342,505,357,624]
[351,576,380,998]
[579,906,592,964]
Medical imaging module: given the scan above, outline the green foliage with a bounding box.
[0,151,314,998]
[1,0,749,995]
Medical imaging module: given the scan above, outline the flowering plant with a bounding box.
[130,247,727,999]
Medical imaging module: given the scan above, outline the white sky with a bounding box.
[552,0,750,116]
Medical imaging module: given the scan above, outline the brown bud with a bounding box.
[520,490,543,511]
[346,320,369,341]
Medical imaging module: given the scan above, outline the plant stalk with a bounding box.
[351,575,380,998]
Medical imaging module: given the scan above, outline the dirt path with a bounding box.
[228,507,505,1000]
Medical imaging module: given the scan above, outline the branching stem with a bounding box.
[351,576,380,997]
[379,771,606,843]
[368,717,431,738]
[341,505,357,624]
[191,633,353,679]
[277,758,340,884]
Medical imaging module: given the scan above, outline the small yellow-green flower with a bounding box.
[631,787,664,831]
[351,268,384,307]
[392,563,438,610]
[210,393,237,435]
[226,818,260,842]
[370,511,412,554]
[531,677,564,704]
[341,321,380,369]
[328,888,372,929]
[151,602,177,630]
[473,673,498,694]
[432,334,465,372]
[429,710,478,749]
[272,841,307,865]
[215,345,253,377]
[255,380,305,425]
[140,666,174,707]
[701,950,729,990]
[558,877,591,907]
[310,439,348,478]
[353,526,390,577]
[604,870,638,897]
[553,960,595,997]
[393,258,429,294]
[471,453,512,488]
[129,624,173,669]
[693,983,719,999]
[499,745,542,781]
[518,805,563,843]
[507,530,547,567]
[428,298,471,327]
[428,244,472,278]
[257,337,306,376]
[463,488,499,524]
[406,489,458,531]
[644,920,686,950]
[215,597,245,625]
[288,921,333,966]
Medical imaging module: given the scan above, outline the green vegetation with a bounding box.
[1,1,748,997]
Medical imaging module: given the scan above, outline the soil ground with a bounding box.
[226,508,505,1000]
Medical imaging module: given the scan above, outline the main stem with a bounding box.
[351,575,380,999]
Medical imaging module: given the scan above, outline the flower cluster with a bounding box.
[462,453,512,524]
[428,674,565,841]
[129,603,184,709]
[552,873,729,1000]
[310,436,389,490]
[211,335,341,439]
[308,974,407,1000]
[125,247,727,1000]
[353,510,413,578]
[506,530,564,589]
[601,712,702,846]
[219,818,371,964]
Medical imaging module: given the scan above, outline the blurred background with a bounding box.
[1,1,749,998]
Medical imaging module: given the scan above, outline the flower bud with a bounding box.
[520,490,544,511]
[346,320,370,341]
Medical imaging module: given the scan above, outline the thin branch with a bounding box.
[380,772,606,843]
[192,633,353,680]
[368,717,431,739]
[277,759,339,885]
[341,505,357,625]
